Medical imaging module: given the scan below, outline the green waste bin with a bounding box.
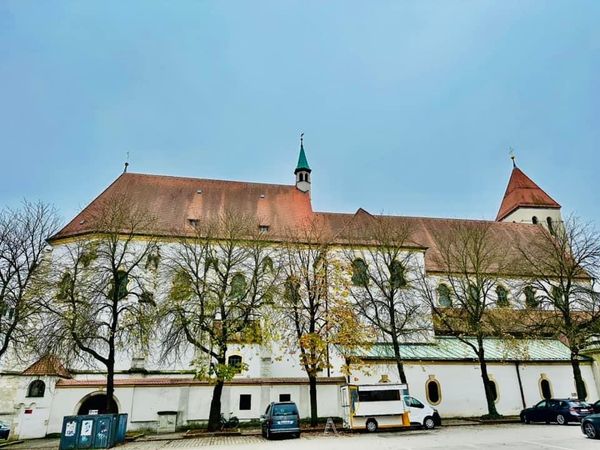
[59,414,121,450]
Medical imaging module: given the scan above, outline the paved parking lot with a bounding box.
[6,423,598,450]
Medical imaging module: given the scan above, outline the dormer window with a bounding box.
[259,225,270,233]
[188,219,199,227]
[532,216,538,225]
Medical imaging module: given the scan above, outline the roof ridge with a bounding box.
[125,172,296,189]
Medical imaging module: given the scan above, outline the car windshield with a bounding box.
[272,404,297,416]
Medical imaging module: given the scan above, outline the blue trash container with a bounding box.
[59,414,121,450]
[113,414,128,444]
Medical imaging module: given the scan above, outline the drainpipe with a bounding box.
[515,361,526,409]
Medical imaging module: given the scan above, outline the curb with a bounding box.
[0,441,24,449]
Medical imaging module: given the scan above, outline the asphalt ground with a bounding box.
[4,423,596,450]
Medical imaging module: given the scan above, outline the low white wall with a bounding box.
[351,361,598,417]
[45,381,343,434]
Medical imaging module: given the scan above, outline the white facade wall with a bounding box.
[501,207,562,227]
[350,361,598,417]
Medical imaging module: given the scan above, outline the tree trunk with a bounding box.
[570,351,587,400]
[391,337,408,385]
[477,346,499,418]
[105,358,116,414]
[308,373,318,427]
[207,379,225,431]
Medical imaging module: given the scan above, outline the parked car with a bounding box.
[582,414,600,439]
[592,400,600,414]
[403,395,442,430]
[520,399,593,425]
[261,401,300,440]
[0,421,9,440]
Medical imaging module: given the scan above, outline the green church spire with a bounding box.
[295,133,311,174]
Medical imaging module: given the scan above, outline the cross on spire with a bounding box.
[509,147,516,168]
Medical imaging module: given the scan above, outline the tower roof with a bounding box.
[294,141,311,174]
[496,166,561,221]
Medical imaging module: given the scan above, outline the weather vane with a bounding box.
[300,132,304,145]
[124,152,130,173]
[509,147,516,168]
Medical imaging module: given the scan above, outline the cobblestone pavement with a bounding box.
[5,424,598,450]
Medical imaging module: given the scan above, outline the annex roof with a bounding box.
[496,167,561,221]
[355,337,589,363]
[22,355,72,379]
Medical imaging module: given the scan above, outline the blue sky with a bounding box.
[1,1,598,226]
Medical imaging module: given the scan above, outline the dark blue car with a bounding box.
[520,399,593,425]
[0,421,9,440]
[261,402,300,440]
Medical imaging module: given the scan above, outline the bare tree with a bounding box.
[518,216,600,400]
[42,196,158,413]
[0,201,59,362]
[417,221,516,418]
[342,216,429,386]
[160,212,278,431]
[278,218,367,426]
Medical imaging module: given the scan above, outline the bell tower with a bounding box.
[496,157,561,230]
[295,133,311,194]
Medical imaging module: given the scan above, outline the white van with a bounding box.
[340,384,440,432]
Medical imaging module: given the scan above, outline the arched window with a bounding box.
[468,284,479,306]
[552,286,564,304]
[547,217,554,234]
[496,286,509,307]
[351,259,369,287]
[426,378,441,405]
[206,256,219,272]
[489,380,498,402]
[284,276,301,304]
[532,216,538,225]
[540,377,552,400]
[524,286,538,309]
[390,260,406,289]
[437,284,452,307]
[27,380,45,398]
[230,273,247,298]
[262,256,274,272]
[110,270,128,300]
[228,355,242,371]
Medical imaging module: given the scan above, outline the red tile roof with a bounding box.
[50,171,548,273]
[56,376,346,388]
[22,355,72,378]
[496,167,560,221]
[51,173,313,241]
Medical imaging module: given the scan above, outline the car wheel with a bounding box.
[520,414,530,424]
[266,428,271,440]
[366,419,378,433]
[556,414,567,425]
[583,422,598,439]
[423,416,436,430]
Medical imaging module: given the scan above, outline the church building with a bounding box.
[1,142,599,439]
